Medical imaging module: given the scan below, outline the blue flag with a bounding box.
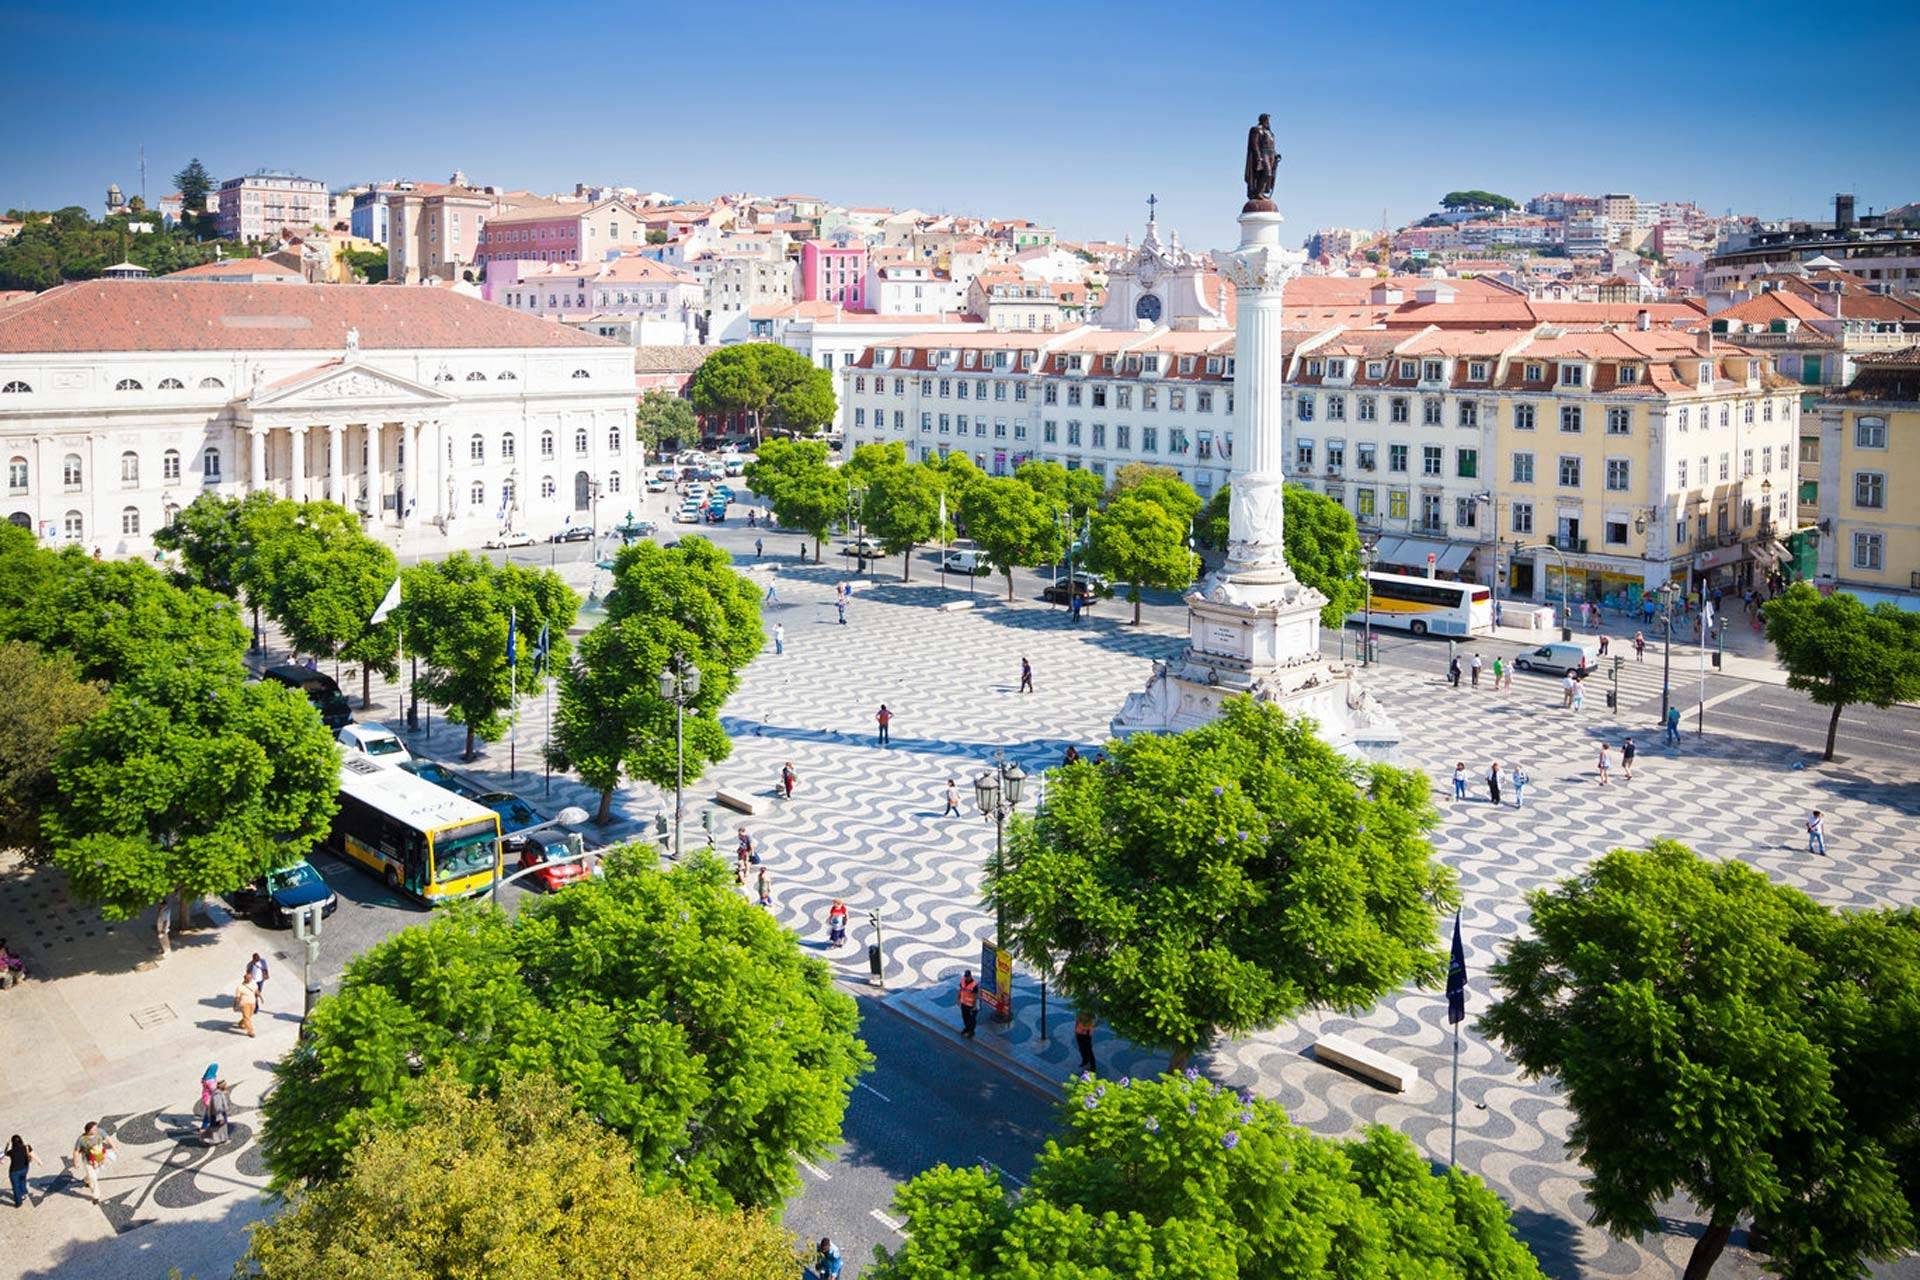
[505,608,517,667]
[1446,912,1467,1025]
[533,622,550,674]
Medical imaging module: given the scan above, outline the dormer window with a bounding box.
[1524,362,1544,382]
[1422,360,1445,381]
[963,351,976,368]
[1068,355,1084,372]
[1206,357,1222,375]
[1559,363,1585,387]
[1748,360,1761,379]
[1618,364,1640,385]
[1468,361,1488,381]
[1699,362,1713,382]
[1102,356,1114,371]
[1366,361,1385,378]
[1180,356,1195,373]
[1398,360,1417,379]
[1306,358,1324,377]
[1327,359,1347,378]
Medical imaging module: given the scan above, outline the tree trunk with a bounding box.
[1132,587,1142,626]
[171,885,192,932]
[362,662,373,709]
[1005,570,1015,602]
[902,547,912,582]
[464,724,477,759]
[1681,1219,1734,1280]
[1824,702,1844,760]
[1168,1046,1193,1072]
[595,787,613,825]
[813,538,821,564]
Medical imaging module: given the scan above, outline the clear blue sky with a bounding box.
[4,0,1916,247]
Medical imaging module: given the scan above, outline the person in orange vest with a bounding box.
[1074,1009,1098,1074]
[957,969,979,1039]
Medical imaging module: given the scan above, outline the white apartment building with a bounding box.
[866,263,966,316]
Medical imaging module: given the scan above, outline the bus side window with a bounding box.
[405,830,428,882]
[379,819,406,861]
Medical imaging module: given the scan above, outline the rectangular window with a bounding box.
[1115,424,1131,450]
[1560,363,1585,387]
[1743,449,1754,477]
[920,412,932,433]
[1423,360,1444,381]
[1091,423,1106,447]
[1511,502,1533,535]
[1676,459,1688,487]
[1605,458,1630,491]
[1514,402,1535,431]
[1458,400,1478,428]
[1143,387,1158,411]
[1422,399,1443,426]
[1116,386,1131,409]
[1605,520,1629,545]
[1197,390,1213,412]
[1559,406,1582,433]
[1357,395,1377,422]
[1388,488,1409,519]
[1142,426,1158,453]
[1524,362,1543,382]
[1853,532,1884,570]
[1457,448,1478,479]
[1390,397,1409,424]
[1357,487,1376,517]
[1389,444,1409,473]
[1606,407,1631,435]
[1512,452,1534,483]
[1762,446,1773,473]
[1296,393,1315,422]
[1399,360,1417,380]
[1558,456,1581,487]
[1326,440,1345,470]
[1719,453,1730,481]
[1455,498,1478,528]
[1043,420,1057,443]
[938,414,950,434]
[1855,415,1888,448]
[1067,386,1082,406]
[1357,442,1377,471]
[1468,361,1489,381]
[1296,440,1316,470]
[1327,394,1346,421]
[1854,472,1885,509]
[854,408,866,427]
[1422,445,1442,477]
[1067,422,1082,446]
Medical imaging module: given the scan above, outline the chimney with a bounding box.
[1635,308,1651,331]
[1835,193,1856,232]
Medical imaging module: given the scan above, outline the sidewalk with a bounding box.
[0,853,300,1278]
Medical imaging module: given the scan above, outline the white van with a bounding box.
[1513,641,1599,676]
[942,539,992,575]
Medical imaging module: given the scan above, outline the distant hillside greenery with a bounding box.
[0,207,253,291]
[1439,190,1518,213]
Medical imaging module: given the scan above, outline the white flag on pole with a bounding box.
[369,576,402,626]
[938,492,948,545]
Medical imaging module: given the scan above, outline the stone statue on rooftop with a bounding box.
[1244,114,1279,206]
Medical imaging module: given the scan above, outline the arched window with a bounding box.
[121,506,141,535]
[540,476,555,499]
[574,428,589,454]
[497,371,517,381]
[158,377,185,390]
[501,433,516,460]
[9,512,31,529]
[63,510,83,540]
[574,471,591,511]
[7,456,26,492]
[120,451,139,485]
[198,376,225,389]
[607,471,621,493]
[163,503,180,527]
[435,368,454,383]
[203,447,222,481]
[469,433,485,462]
[1,380,32,394]
[466,371,487,382]
[162,449,180,482]
[540,430,555,459]
[571,369,590,379]
[502,478,517,507]
[115,378,143,391]
[62,453,83,488]
[607,424,622,454]
[470,481,485,507]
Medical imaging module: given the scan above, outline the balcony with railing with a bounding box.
[1550,534,1588,553]
[1411,518,1448,536]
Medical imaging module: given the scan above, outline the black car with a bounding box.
[1040,577,1103,606]
[261,664,353,729]
[550,525,593,543]
[228,859,338,928]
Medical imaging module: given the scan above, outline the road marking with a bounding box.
[797,1156,832,1181]
[979,1158,1026,1187]
[1699,685,1753,712]
[857,1080,892,1103]
[870,1208,908,1236]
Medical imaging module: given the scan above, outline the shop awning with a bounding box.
[1373,536,1474,573]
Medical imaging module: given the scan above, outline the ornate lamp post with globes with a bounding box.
[658,655,701,861]
[974,753,1027,1023]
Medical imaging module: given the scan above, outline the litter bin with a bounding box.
[867,943,883,977]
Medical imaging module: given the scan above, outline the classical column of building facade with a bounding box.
[327,423,345,504]
[289,425,309,502]
[249,425,267,489]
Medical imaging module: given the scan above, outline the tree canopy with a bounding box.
[401,552,578,758]
[550,538,761,822]
[1086,490,1195,623]
[992,697,1456,1065]
[0,204,242,289]
[153,490,280,601]
[871,1073,1544,1280]
[688,344,835,440]
[743,437,840,560]
[172,158,213,214]
[1440,190,1518,213]
[1481,841,1920,1280]
[250,501,400,706]
[1015,459,1104,520]
[0,641,106,861]
[862,462,943,580]
[241,1068,799,1280]
[958,475,1064,600]
[260,852,872,1211]
[1763,582,1920,759]
[1194,483,1365,627]
[635,388,696,460]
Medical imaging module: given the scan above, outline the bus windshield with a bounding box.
[433,819,499,883]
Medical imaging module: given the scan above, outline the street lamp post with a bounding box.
[1360,538,1377,666]
[1658,580,1680,720]
[974,753,1027,1023]
[658,655,701,861]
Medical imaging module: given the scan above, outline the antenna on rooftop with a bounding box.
[139,145,147,204]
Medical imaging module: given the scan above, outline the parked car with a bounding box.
[401,759,483,797]
[475,790,544,834]
[511,833,594,892]
[645,475,670,493]
[675,503,704,524]
[482,531,537,549]
[227,858,338,928]
[839,537,885,560]
[711,484,735,503]
[942,540,993,574]
[260,664,353,730]
[1513,641,1600,676]
[336,722,413,767]
[549,525,593,543]
[656,467,679,483]
[614,516,657,539]
[1040,576,1104,606]
[723,458,747,476]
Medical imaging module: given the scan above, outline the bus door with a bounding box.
[378,818,429,895]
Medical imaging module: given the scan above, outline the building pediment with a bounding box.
[248,361,455,411]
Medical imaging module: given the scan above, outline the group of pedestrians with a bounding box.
[232,952,269,1038]
[1453,761,1532,808]
[1448,652,1511,691]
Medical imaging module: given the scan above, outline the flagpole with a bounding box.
[1446,910,1466,1169]
[1450,1019,1461,1168]
[1696,602,1710,735]
[508,606,517,778]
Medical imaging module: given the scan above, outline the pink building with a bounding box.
[472,199,650,276]
[798,238,868,309]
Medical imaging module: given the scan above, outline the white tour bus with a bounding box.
[1348,571,1493,637]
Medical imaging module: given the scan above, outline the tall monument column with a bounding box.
[1219,207,1304,584]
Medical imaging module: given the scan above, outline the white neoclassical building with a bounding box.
[0,280,640,556]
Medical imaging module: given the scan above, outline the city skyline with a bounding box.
[4,0,1917,245]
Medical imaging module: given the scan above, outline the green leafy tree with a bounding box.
[841,440,908,490]
[153,490,279,599]
[549,538,761,823]
[401,552,578,758]
[744,438,840,561]
[993,697,1456,1067]
[260,853,872,1210]
[1197,483,1231,551]
[635,388,696,463]
[251,502,400,707]
[1085,491,1194,623]
[1439,189,1519,213]
[646,228,670,245]
[872,1073,1544,1280]
[1763,582,1920,760]
[172,158,213,215]
[242,1068,798,1280]
[689,344,835,441]
[45,670,339,926]
[1015,459,1103,520]
[957,475,1064,600]
[0,641,106,860]
[863,463,941,580]
[339,247,387,283]
[1192,483,1365,627]
[1480,841,1920,1280]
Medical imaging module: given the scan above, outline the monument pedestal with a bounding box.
[1108,188,1399,761]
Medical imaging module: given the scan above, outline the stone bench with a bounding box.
[1311,1033,1417,1092]
[714,787,762,815]
[937,600,974,613]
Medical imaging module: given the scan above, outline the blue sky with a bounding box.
[4,0,1916,248]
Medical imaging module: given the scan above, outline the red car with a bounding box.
[512,835,592,891]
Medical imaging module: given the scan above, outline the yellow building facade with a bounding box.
[1815,348,1920,603]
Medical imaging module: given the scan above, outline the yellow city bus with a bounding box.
[330,756,502,903]
[1349,571,1493,637]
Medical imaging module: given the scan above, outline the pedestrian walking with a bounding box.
[1596,743,1611,785]
[246,953,269,1008]
[764,577,780,604]
[68,1123,113,1202]
[773,622,785,655]
[205,1081,232,1146]
[1491,656,1505,690]
[197,1064,219,1140]
[1621,736,1636,780]
[754,537,764,560]
[1452,761,1468,800]
[1561,672,1577,708]
[836,598,847,625]
[957,969,979,1038]
[827,900,848,947]
[941,778,960,816]
[798,541,807,559]
[1470,653,1484,687]
[1486,761,1502,805]
[736,826,754,871]
[1074,1010,1098,1074]
[1598,633,1610,657]
[1807,809,1827,856]
[756,866,771,909]
[1572,678,1585,712]
[234,974,258,1038]
[1664,704,1682,745]
[1448,655,1462,688]
[154,892,171,958]
[1633,631,1646,662]
[812,1238,844,1280]
[1512,763,1530,808]
[1019,657,1033,694]
[875,703,892,745]
[781,761,796,798]
[1069,593,1082,623]
[8,1135,32,1207]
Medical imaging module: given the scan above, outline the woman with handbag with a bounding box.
[68,1122,114,1202]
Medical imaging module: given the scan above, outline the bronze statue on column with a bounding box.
[1244,114,1279,210]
